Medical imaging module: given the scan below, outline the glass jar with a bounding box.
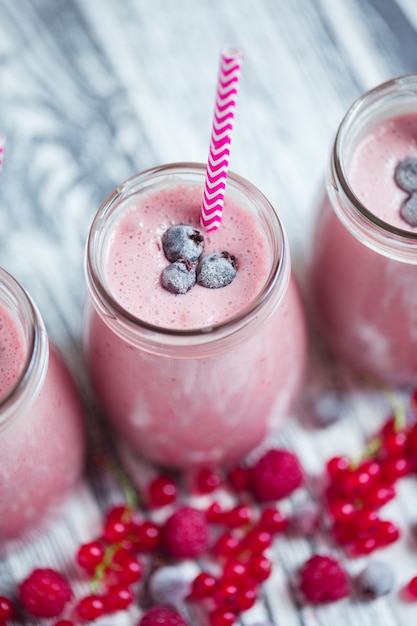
[0,268,85,543]
[84,163,307,468]
[310,74,417,387]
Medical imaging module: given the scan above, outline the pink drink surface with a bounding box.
[0,309,85,541]
[349,112,417,230]
[311,112,417,386]
[105,183,270,329]
[87,179,307,467]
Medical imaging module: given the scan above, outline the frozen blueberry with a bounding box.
[196,251,238,289]
[161,260,196,294]
[162,225,204,263]
[400,191,417,227]
[355,561,394,599]
[149,565,190,606]
[394,157,417,193]
[310,390,346,428]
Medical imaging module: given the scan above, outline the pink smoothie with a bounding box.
[311,111,417,386]
[0,301,85,542]
[85,168,307,467]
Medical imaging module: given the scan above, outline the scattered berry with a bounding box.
[196,252,238,289]
[149,565,190,606]
[19,568,72,618]
[250,448,303,502]
[162,506,210,558]
[355,561,394,599]
[162,224,204,263]
[189,572,218,599]
[0,596,14,620]
[76,594,106,621]
[194,467,222,493]
[406,575,417,600]
[394,157,417,193]
[147,474,178,508]
[310,390,345,427]
[105,584,134,612]
[139,605,188,625]
[161,260,196,294]
[298,554,350,604]
[76,540,105,573]
[290,501,320,535]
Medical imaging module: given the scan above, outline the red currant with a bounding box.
[223,504,252,528]
[209,608,236,626]
[76,594,106,621]
[105,584,134,612]
[189,572,217,599]
[258,506,288,534]
[0,597,14,621]
[247,553,273,582]
[133,520,161,552]
[76,541,105,573]
[227,465,251,492]
[194,467,222,493]
[407,575,417,600]
[212,532,240,558]
[147,474,178,508]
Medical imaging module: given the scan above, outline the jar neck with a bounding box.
[329,73,417,263]
[0,269,48,432]
[86,163,290,357]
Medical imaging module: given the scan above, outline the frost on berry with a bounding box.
[139,605,189,625]
[298,554,350,604]
[19,568,72,618]
[149,565,191,606]
[355,561,394,599]
[162,506,210,559]
[250,448,304,502]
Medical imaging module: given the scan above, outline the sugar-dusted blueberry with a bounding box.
[196,251,238,289]
[162,225,204,263]
[355,561,394,599]
[400,191,417,227]
[161,260,196,294]
[394,157,417,193]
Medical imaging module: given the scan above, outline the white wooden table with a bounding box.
[1,1,417,624]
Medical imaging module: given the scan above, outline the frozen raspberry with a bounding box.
[394,157,417,193]
[162,506,210,558]
[250,448,303,502]
[19,568,72,618]
[139,605,188,625]
[355,561,394,598]
[161,260,196,294]
[298,554,350,604]
[162,224,204,263]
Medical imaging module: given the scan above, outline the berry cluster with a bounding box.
[161,224,238,294]
[394,157,417,226]
[3,409,417,624]
[4,447,303,625]
[323,412,417,556]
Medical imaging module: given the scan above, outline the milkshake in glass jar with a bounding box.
[310,74,417,387]
[0,269,85,543]
[84,163,307,468]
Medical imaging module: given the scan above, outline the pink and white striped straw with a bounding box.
[200,46,243,232]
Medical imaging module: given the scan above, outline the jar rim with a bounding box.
[0,268,45,429]
[85,162,289,348]
[333,72,417,244]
